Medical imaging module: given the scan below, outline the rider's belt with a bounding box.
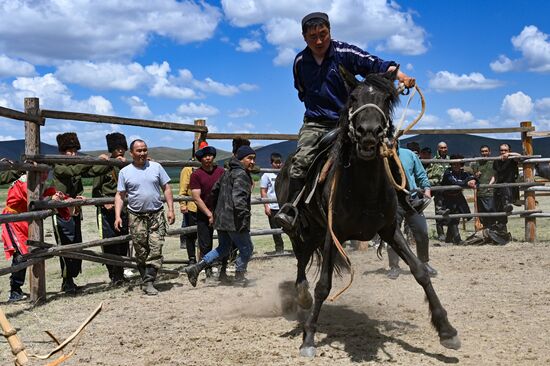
[303,116,337,126]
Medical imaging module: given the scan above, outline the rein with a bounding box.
[327,166,354,302]
[347,103,388,144]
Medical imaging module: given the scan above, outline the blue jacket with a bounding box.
[398,148,430,195]
[293,39,396,122]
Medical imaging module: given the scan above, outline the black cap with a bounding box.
[301,12,329,28]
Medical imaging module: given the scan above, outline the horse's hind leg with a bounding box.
[300,234,335,357]
[291,236,314,312]
[380,227,461,350]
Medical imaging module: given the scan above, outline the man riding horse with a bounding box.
[274,12,416,230]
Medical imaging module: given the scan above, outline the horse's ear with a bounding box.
[383,64,399,81]
[339,65,358,90]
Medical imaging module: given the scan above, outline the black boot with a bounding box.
[234,271,248,287]
[137,264,146,281]
[218,263,230,284]
[61,277,78,294]
[143,266,159,295]
[185,260,208,287]
[274,177,304,231]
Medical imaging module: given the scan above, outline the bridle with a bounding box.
[347,102,389,144]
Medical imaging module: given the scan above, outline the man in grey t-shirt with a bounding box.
[115,139,175,295]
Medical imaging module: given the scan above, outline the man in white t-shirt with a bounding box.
[260,152,284,253]
[115,139,175,295]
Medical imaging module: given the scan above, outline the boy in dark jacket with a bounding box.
[185,146,256,287]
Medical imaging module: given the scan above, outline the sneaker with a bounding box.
[8,290,28,302]
[124,268,135,278]
[387,267,400,280]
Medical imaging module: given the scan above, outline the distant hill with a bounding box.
[0,139,59,160]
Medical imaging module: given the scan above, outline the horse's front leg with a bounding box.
[380,226,461,350]
[300,232,335,357]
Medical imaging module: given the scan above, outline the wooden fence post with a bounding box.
[521,121,536,242]
[194,119,206,151]
[25,97,46,302]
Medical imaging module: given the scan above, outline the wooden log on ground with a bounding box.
[0,307,29,365]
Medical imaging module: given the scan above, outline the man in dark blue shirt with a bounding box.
[275,11,415,230]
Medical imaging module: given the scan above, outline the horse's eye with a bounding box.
[375,126,384,136]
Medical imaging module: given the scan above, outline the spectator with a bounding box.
[491,143,521,231]
[471,145,496,229]
[2,172,56,301]
[429,141,450,241]
[260,152,285,254]
[185,146,256,287]
[440,154,477,244]
[189,141,224,279]
[179,143,198,265]
[0,158,23,185]
[52,132,111,293]
[406,141,421,156]
[114,139,175,295]
[387,146,437,279]
[92,133,129,286]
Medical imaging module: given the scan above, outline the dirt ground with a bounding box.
[1,238,550,365]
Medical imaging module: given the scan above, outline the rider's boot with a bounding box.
[274,177,304,232]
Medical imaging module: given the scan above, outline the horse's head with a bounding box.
[339,66,399,161]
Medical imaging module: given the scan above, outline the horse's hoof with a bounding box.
[299,346,316,358]
[440,335,461,350]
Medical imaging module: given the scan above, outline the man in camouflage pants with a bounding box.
[115,139,175,295]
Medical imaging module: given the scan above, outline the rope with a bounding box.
[380,144,407,191]
[394,84,426,140]
[327,167,355,302]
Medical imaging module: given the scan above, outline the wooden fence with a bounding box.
[0,98,547,302]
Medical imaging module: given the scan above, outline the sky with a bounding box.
[0,0,549,152]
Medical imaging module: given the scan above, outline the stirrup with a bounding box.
[274,203,299,232]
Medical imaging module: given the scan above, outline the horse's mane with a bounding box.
[331,73,400,165]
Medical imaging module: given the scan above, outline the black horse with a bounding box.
[276,67,461,357]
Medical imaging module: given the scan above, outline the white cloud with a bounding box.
[490,55,516,73]
[490,25,550,73]
[123,96,152,118]
[0,55,36,78]
[447,108,475,123]
[0,1,222,64]
[0,135,17,141]
[6,73,114,115]
[222,0,428,65]
[429,71,502,91]
[237,38,262,52]
[501,91,533,119]
[228,108,252,118]
[177,102,219,116]
[193,78,240,96]
[56,61,150,90]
